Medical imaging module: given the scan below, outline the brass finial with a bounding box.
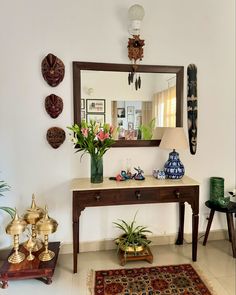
[31,194,37,210]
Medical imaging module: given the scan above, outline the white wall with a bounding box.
[0,0,235,248]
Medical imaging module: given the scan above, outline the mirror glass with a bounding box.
[73,62,184,147]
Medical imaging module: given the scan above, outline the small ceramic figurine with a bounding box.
[133,166,145,180]
[121,170,132,180]
[153,169,166,180]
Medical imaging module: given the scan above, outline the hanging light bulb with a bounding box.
[128,4,145,35]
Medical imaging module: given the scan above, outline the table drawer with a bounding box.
[75,186,196,207]
[159,186,196,202]
[76,188,161,206]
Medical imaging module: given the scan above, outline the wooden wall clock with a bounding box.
[41,53,65,87]
[127,35,145,62]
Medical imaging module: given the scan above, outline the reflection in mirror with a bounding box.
[81,71,176,140]
[73,62,184,147]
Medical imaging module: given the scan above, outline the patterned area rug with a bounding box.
[90,264,214,295]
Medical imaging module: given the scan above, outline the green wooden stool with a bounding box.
[203,200,236,258]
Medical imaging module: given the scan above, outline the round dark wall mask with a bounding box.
[41,53,65,87]
[45,94,63,118]
[46,127,65,149]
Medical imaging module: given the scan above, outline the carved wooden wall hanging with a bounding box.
[45,94,63,118]
[41,53,65,87]
[187,64,198,155]
[127,35,145,90]
[127,35,145,62]
[46,127,65,149]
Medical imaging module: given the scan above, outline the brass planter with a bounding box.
[115,235,147,253]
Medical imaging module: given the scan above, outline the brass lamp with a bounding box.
[6,210,27,264]
[23,194,44,252]
[36,206,58,261]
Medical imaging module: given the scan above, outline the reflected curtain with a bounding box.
[141,101,152,125]
[152,86,176,127]
[111,101,118,139]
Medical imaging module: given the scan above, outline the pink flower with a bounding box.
[81,128,88,137]
[97,130,109,142]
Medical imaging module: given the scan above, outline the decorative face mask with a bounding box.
[45,94,63,118]
[187,64,198,155]
[41,53,65,87]
[46,127,65,149]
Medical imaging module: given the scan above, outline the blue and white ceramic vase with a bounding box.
[164,150,185,179]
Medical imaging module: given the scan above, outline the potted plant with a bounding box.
[0,180,15,218]
[113,212,152,256]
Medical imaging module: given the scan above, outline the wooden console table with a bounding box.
[71,176,199,273]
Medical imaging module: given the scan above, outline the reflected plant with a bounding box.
[139,118,155,140]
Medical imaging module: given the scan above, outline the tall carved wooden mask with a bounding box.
[41,53,65,87]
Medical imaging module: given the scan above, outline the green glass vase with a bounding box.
[90,155,103,183]
[210,177,224,205]
[209,177,230,208]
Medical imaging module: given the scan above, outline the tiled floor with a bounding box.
[0,240,235,294]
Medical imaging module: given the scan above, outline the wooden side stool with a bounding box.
[118,247,153,266]
[203,200,236,258]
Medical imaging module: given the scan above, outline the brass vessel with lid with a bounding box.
[6,210,27,264]
[36,206,58,261]
[23,194,44,252]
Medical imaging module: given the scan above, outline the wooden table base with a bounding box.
[118,247,153,266]
[0,242,60,289]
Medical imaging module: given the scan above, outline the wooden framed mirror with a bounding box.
[73,62,184,147]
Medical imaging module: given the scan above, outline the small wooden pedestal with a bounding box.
[118,247,153,266]
[0,241,60,289]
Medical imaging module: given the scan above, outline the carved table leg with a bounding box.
[1,281,8,289]
[226,212,232,242]
[73,221,79,274]
[77,218,80,254]
[227,213,236,258]
[46,277,52,285]
[176,202,185,245]
[146,255,153,264]
[192,213,199,261]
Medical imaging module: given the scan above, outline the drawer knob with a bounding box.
[175,191,180,199]
[136,191,141,200]
[95,194,101,201]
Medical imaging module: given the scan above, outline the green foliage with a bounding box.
[113,212,152,254]
[67,121,117,159]
[139,118,155,140]
[0,180,10,197]
[0,180,15,218]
